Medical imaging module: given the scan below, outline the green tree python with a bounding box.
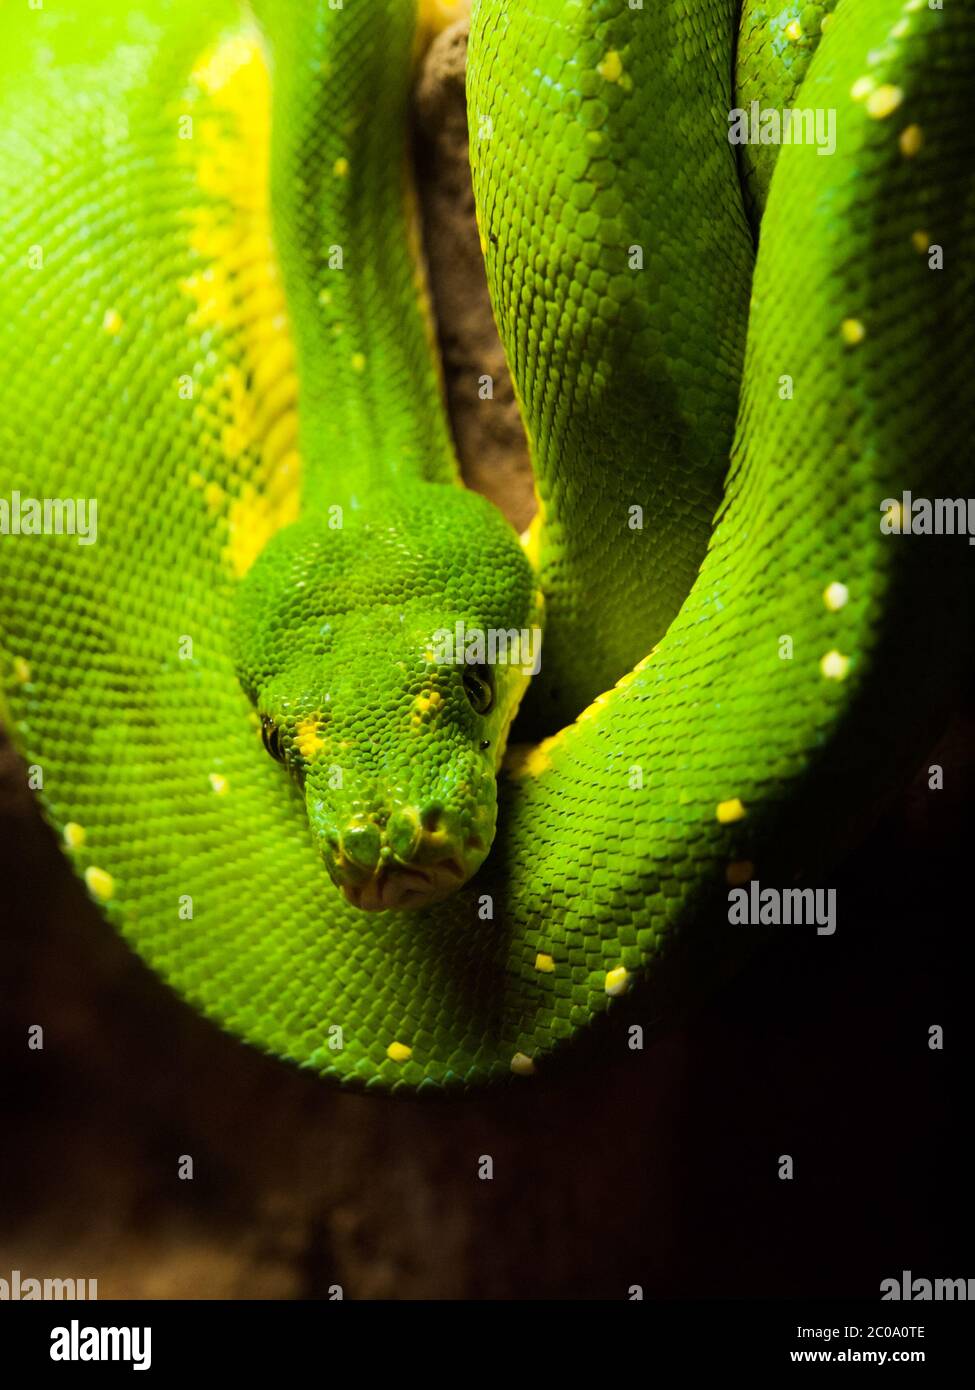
[1,0,972,1092]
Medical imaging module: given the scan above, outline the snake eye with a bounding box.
[261,715,286,763]
[463,664,493,715]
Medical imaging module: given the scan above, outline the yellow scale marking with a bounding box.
[179,32,301,580]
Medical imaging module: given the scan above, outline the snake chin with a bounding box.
[330,833,487,912]
[338,857,470,913]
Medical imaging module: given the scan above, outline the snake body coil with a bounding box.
[1,0,972,1091]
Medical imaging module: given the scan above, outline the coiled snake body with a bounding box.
[1,0,972,1091]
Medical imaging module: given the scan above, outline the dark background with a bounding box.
[1,23,970,1300]
[2,712,970,1299]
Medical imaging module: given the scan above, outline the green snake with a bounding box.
[1,0,972,1092]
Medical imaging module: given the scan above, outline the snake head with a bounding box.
[233,482,541,911]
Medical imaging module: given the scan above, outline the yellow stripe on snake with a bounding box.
[0,0,972,1091]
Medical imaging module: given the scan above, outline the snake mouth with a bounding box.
[314,795,492,911]
[339,856,468,912]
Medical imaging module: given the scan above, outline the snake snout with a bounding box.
[316,802,490,912]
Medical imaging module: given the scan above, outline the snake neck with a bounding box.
[253,0,459,516]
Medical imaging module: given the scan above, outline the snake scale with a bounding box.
[1,0,972,1092]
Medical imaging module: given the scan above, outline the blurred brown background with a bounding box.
[1,25,970,1300]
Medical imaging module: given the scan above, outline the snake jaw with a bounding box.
[338,857,468,913]
[316,804,492,912]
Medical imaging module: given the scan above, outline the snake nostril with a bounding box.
[387,807,421,860]
[342,822,381,871]
[420,803,444,833]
